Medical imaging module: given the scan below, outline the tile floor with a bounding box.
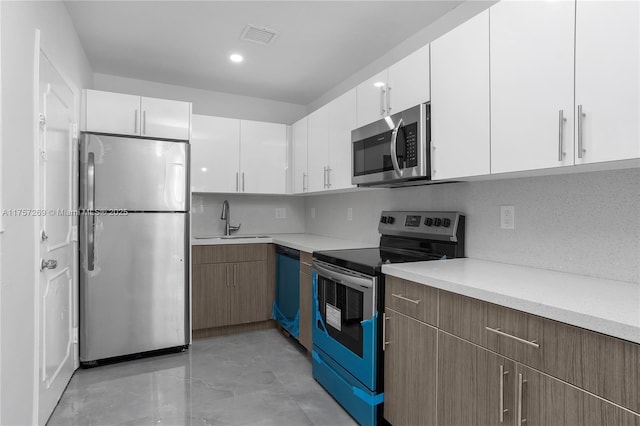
[47,329,358,426]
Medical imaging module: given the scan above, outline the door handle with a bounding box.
[382,312,391,351]
[88,152,96,271]
[499,364,509,423]
[302,172,308,192]
[390,118,404,177]
[379,86,386,116]
[326,166,331,188]
[577,104,586,159]
[40,259,57,271]
[517,373,527,424]
[558,109,566,161]
[142,110,147,135]
[386,85,392,115]
[134,109,138,134]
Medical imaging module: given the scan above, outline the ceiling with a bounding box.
[65,1,462,106]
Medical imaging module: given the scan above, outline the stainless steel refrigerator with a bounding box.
[79,133,190,364]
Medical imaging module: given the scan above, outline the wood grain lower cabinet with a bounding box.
[192,264,229,330]
[298,270,312,351]
[228,261,270,325]
[383,309,437,426]
[437,331,516,426]
[517,364,640,426]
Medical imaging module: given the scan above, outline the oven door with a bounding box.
[312,260,378,390]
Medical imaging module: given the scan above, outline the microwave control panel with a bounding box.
[403,123,418,168]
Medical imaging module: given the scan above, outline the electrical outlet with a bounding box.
[347,208,353,221]
[500,205,515,229]
[275,208,286,219]
[311,207,316,219]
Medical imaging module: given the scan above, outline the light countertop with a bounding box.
[192,233,375,253]
[382,258,640,344]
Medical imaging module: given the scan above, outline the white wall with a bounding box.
[305,168,640,284]
[0,2,92,424]
[192,193,305,237]
[93,73,307,124]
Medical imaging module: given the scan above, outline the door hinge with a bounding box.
[72,327,79,344]
[71,225,78,242]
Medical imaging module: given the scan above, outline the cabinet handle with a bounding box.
[303,172,308,192]
[323,166,327,189]
[236,172,239,192]
[577,104,586,159]
[558,109,566,161]
[379,86,386,116]
[499,364,509,423]
[386,85,391,115]
[134,109,138,134]
[485,326,540,348]
[233,264,237,287]
[326,167,331,188]
[226,265,230,287]
[517,373,527,424]
[142,110,146,135]
[391,293,420,305]
[242,172,245,192]
[382,312,390,351]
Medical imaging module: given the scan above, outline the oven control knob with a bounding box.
[434,218,442,227]
[387,216,395,224]
[442,218,451,227]
[424,217,433,226]
[380,216,387,224]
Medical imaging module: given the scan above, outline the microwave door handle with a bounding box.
[390,118,404,177]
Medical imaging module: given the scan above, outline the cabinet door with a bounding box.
[240,120,287,194]
[298,270,312,351]
[575,0,640,164]
[190,115,240,193]
[431,11,490,180]
[192,264,230,329]
[85,89,140,136]
[384,309,437,426]
[490,1,575,173]
[517,364,640,426]
[229,261,270,325]
[292,117,308,194]
[307,105,329,192]
[387,44,430,115]
[356,70,388,127]
[140,97,191,140]
[327,89,356,190]
[438,331,516,426]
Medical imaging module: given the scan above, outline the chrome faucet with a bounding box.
[220,200,241,236]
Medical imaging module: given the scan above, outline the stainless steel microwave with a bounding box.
[351,103,430,187]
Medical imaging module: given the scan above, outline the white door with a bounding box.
[574,0,640,164]
[292,117,308,194]
[431,10,490,180]
[327,89,356,190]
[307,105,329,192]
[37,52,76,425]
[191,115,240,193]
[240,120,287,194]
[490,0,575,173]
[387,44,430,115]
[84,89,140,136]
[356,70,388,127]
[140,96,191,141]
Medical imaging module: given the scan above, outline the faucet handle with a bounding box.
[229,224,241,232]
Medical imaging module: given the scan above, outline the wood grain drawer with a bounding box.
[439,290,640,414]
[300,251,313,276]
[192,244,268,264]
[385,276,438,326]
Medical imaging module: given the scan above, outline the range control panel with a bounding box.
[378,211,464,242]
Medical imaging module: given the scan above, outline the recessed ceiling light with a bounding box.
[230,54,244,63]
[373,81,385,88]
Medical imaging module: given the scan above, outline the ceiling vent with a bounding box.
[240,24,279,46]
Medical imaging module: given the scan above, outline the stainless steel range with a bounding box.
[311,211,465,425]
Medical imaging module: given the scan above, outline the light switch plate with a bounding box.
[500,205,515,229]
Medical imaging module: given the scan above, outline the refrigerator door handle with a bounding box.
[88,153,96,271]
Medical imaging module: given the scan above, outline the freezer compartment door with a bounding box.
[80,133,189,211]
[80,212,189,362]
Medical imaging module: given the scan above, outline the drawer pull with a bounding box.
[300,261,313,267]
[391,293,420,305]
[485,326,540,348]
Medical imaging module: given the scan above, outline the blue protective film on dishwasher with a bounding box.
[272,302,299,338]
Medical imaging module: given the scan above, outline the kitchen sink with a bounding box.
[193,235,270,240]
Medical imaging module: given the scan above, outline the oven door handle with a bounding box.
[390,118,404,178]
[313,261,374,290]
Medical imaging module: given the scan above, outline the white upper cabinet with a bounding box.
[387,44,430,117]
[490,1,575,173]
[84,90,140,136]
[327,89,357,191]
[431,10,490,180]
[190,115,240,193]
[356,45,430,128]
[307,105,330,193]
[574,0,640,164]
[240,120,287,194]
[140,97,191,140]
[292,117,308,194]
[83,89,191,140]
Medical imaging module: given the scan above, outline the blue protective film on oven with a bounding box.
[311,270,378,390]
[271,302,299,338]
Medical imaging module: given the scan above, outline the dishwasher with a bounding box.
[272,245,300,337]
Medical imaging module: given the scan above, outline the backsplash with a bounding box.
[191,193,305,237]
[305,168,640,283]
